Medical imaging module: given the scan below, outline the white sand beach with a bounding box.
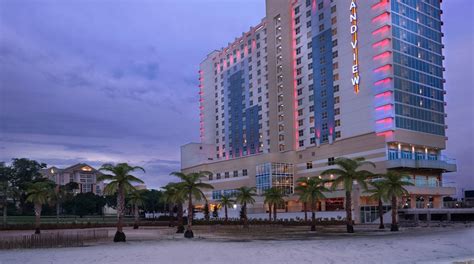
[0,226,473,264]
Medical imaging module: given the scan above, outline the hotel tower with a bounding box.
[181,0,456,223]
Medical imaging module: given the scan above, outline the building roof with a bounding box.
[40,163,102,176]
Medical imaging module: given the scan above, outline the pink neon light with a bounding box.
[372,12,390,24]
[375,104,392,111]
[374,77,392,86]
[372,38,391,48]
[375,91,392,98]
[291,3,299,149]
[373,51,391,61]
[376,117,393,124]
[374,64,392,73]
[312,0,316,11]
[376,130,393,137]
[372,25,390,36]
[372,0,389,10]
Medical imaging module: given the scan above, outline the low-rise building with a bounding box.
[40,163,104,195]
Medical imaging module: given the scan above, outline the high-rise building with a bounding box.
[181,0,456,223]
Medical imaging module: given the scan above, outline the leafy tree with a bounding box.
[367,181,387,229]
[0,163,13,227]
[25,180,55,234]
[212,205,219,218]
[218,194,235,223]
[128,189,146,229]
[295,177,329,231]
[170,171,214,238]
[235,186,257,227]
[377,171,413,231]
[9,158,46,214]
[263,187,285,221]
[63,192,105,217]
[321,157,375,233]
[143,189,163,213]
[98,163,145,242]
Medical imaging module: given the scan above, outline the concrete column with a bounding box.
[352,183,361,224]
[321,200,326,211]
[433,196,442,208]
[410,195,416,209]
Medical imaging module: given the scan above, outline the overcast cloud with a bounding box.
[0,0,472,191]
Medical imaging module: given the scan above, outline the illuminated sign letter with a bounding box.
[350,0,360,93]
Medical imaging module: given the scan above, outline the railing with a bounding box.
[0,229,108,249]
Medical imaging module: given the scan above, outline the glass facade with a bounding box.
[256,163,294,195]
[212,189,239,200]
[391,0,445,136]
[311,4,335,144]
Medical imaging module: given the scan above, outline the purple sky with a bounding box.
[0,0,473,192]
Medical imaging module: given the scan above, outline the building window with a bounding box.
[306,162,313,169]
[225,172,230,178]
[216,173,221,180]
[328,157,335,165]
[243,169,248,176]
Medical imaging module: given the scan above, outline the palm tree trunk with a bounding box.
[391,195,399,231]
[133,204,139,229]
[56,202,60,224]
[273,203,277,221]
[303,202,308,222]
[224,205,228,223]
[169,203,175,227]
[345,191,354,233]
[34,203,41,234]
[243,202,248,228]
[378,199,385,229]
[176,203,184,233]
[184,191,194,238]
[311,202,316,231]
[3,205,7,228]
[114,185,126,242]
[268,203,272,221]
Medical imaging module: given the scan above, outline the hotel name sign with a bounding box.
[350,0,360,93]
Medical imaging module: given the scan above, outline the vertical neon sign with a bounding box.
[350,0,360,93]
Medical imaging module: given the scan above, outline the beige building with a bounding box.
[40,163,104,195]
[182,0,455,223]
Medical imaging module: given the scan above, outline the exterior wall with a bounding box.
[182,0,454,220]
[180,143,214,170]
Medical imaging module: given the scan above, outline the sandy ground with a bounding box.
[0,226,473,264]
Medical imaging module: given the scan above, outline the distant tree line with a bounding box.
[0,158,164,227]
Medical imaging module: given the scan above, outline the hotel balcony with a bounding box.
[386,155,457,172]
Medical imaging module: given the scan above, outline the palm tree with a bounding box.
[263,187,285,221]
[219,194,235,222]
[367,181,387,229]
[295,177,329,231]
[321,157,375,233]
[377,171,413,231]
[235,186,257,227]
[170,171,214,238]
[25,181,54,234]
[128,189,146,229]
[52,182,78,223]
[98,163,145,242]
[163,182,187,233]
[161,184,176,227]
